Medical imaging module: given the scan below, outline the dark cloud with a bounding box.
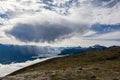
[0,13,9,18]
[84,23,120,37]
[6,21,89,43]
[106,0,120,8]
[91,0,120,8]
[91,23,120,33]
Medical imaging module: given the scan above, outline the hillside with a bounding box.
[2,47,120,80]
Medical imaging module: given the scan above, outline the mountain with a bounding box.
[59,45,115,55]
[0,44,119,64]
[2,47,120,80]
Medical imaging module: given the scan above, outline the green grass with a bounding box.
[3,47,120,80]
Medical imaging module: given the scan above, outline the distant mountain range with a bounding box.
[0,44,119,64]
[59,45,120,55]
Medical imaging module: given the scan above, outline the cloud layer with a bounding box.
[0,0,120,46]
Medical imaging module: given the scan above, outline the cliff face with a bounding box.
[2,48,120,80]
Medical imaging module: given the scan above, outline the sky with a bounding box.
[0,0,120,47]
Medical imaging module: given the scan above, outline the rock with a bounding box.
[90,75,96,79]
[78,68,83,70]
[0,77,3,80]
[93,67,100,70]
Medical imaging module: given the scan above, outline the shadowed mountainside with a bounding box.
[2,47,120,80]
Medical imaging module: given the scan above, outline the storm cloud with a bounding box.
[6,21,89,43]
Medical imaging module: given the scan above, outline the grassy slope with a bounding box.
[2,48,120,80]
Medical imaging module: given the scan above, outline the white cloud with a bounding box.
[95,31,120,40]
[0,57,56,77]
